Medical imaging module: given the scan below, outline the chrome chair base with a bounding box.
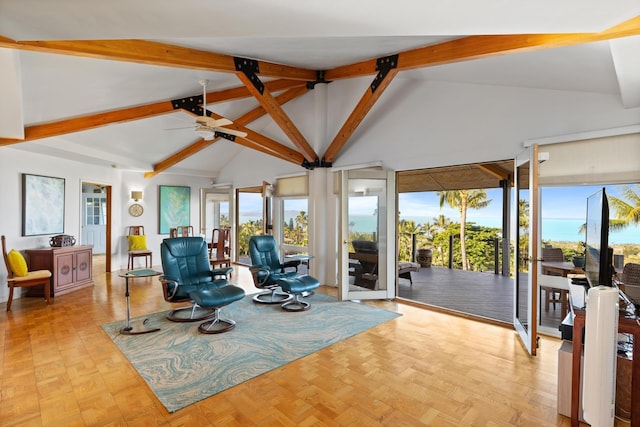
[253,288,293,304]
[167,304,216,322]
[198,308,236,334]
[281,294,311,312]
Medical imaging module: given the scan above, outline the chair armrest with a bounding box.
[211,267,233,279]
[159,275,180,299]
[249,265,271,286]
[282,259,300,273]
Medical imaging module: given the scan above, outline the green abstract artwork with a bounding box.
[158,185,190,234]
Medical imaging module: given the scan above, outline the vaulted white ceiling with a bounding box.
[1,0,639,178]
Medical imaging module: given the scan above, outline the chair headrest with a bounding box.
[162,236,207,257]
[249,235,277,253]
[352,240,378,254]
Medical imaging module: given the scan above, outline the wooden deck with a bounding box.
[397,266,565,330]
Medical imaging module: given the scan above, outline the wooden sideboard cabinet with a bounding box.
[26,245,94,296]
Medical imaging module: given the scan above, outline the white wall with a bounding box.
[219,77,640,184]
[0,148,214,304]
[119,171,212,270]
[0,148,121,303]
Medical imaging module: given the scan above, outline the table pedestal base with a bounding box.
[120,318,161,335]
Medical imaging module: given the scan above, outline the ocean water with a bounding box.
[393,215,639,244]
[246,213,640,245]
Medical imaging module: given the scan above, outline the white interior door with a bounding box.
[82,193,106,254]
[339,169,395,301]
[512,144,541,356]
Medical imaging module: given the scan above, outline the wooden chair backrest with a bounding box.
[170,226,194,237]
[542,247,564,262]
[128,226,145,236]
[1,235,16,279]
[623,263,640,287]
[210,228,230,259]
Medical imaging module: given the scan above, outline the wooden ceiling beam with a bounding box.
[0,100,175,147]
[0,79,303,147]
[204,79,307,104]
[0,38,317,81]
[324,15,640,80]
[236,69,318,163]
[476,163,512,183]
[144,86,308,178]
[323,58,399,163]
[237,130,306,164]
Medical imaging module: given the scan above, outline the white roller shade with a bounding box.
[539,133,640,185]
[275,174,308,197]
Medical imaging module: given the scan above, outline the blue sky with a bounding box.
[240,184,633,222]
[398,185,630,222]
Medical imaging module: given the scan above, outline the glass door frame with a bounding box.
[200,185,233,259]
[513,144,541,356]
[339,169,396,301]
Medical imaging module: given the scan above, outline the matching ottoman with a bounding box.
[189,285,246,334]
[277,275,320,311]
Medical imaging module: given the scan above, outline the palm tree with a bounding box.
[294,211,308,246]
[429,214,452,265]
[430,214,451,235]
[518,198,530,271]
[438,190,491,270]
[398,219,426,261]
[608,184,640,227]
[577,185,637,235]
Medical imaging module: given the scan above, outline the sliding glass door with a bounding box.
[513,145,541,356]
[339,169,395,301]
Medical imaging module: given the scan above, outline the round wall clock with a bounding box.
[128,203,144,217]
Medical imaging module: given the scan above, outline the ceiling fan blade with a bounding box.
[214,127,248,138]
[196,116,233,128]
[165,125,196,130]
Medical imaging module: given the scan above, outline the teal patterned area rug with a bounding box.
[101,293,401,413]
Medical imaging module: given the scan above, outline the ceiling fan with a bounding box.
[178,80,247,141]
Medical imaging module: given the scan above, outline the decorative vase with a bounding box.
[572,256,585,268]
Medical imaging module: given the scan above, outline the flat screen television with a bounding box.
[584,188,613,287]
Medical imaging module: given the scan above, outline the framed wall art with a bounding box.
[22,173,65,236]
[158,185,191,234]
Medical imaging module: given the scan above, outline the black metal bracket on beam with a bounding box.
[370,54,399,93]
[301,158,332,170]
[214,131,236,142]
[171,94,210,117]
[234,57,264,95]
[306,70,332,89]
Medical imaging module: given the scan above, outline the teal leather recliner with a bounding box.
[248,235,319,311]
[160,237,244,333]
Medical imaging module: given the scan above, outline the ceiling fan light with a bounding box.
[195,126,215,140]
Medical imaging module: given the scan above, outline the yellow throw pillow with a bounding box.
[128,235,147,251]
[7,249,28,277]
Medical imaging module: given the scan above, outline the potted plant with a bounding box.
[572,241,586,268]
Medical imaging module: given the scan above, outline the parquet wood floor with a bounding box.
[0,259,601,426]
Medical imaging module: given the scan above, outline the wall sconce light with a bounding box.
[131,191,143,201]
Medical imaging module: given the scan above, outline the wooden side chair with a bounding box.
[621,263,640,304]
[541,247,565,312]
[127,226,152,270]
[1,235,52,311]
[209,228,231,269]
[170,226,194,237]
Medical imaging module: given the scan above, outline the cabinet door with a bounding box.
[54,253,75,289]
[75,249,92,283]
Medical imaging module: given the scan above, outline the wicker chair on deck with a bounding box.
[621,263,640,304]
[541,247,565,312]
